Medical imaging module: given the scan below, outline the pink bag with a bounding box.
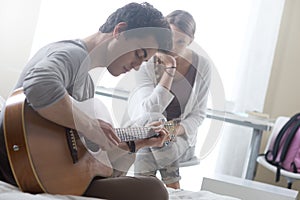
[265,113,300,183]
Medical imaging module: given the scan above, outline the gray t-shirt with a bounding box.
[0,39,94,185]
[18,39,94,109]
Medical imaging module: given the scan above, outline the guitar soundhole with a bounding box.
[84,138,100,153]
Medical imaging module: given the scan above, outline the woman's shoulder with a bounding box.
[192,50,212,74]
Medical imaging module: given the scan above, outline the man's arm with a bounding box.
[36,93,120,150]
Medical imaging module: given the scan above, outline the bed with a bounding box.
[0,180,240,200]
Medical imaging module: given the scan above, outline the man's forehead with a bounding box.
[128,35,159,49]
[114,35,158,57]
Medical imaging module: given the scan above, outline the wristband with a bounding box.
[126,141,136,153]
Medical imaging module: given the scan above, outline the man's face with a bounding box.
[107,35,158,76]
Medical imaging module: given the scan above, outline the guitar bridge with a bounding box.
[66,128,78,164]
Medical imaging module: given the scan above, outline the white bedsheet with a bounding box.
[0,181,239,200]
[167,188,240,200]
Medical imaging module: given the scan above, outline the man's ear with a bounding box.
[113,22,128,39]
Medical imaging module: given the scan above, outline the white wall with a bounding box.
[256,0,300,190]
[0,0,41,99]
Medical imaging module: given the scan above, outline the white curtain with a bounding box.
[214,0,286,177]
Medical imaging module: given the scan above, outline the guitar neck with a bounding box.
[82,121,179,152]
[114,127,155,142]
[114,119,180,142]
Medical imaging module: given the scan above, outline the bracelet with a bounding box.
[165,66,176,69]
[164,66,176,77]
[126,141,136,153]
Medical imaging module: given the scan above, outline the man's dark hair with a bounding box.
[99,2,172,52]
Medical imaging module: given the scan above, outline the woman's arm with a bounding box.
[127,55,176,120]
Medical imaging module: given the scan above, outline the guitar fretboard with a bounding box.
[115,127,157,142]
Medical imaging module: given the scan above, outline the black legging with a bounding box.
[84,176,169,200]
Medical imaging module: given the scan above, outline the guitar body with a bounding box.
[3,88,113,195]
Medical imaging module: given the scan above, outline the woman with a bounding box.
[126,10,212,189]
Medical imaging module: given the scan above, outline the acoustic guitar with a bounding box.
[3,88,178,195]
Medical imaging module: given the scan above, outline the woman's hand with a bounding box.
[155,53,177,88]
[155,52,176,68]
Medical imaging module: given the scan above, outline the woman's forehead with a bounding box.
[171,24,190,39]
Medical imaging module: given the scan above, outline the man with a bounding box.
[0,2,173,200]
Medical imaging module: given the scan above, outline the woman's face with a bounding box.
[170,24,193,55]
